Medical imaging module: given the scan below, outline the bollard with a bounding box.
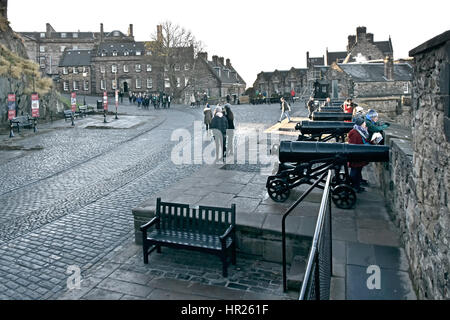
[71,113,75,126]
[104,109,107,123]
[33,118,37,133]
[9,120,14,138]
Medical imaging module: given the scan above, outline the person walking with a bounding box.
[167,95,171,108]
[190,93,196,108]
[203,103,213,131]
[278,97,291,123]
[224,104,235,156]
[210,106,228,161]
[307,96,316,119]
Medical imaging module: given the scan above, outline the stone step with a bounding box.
[287,255,307,291]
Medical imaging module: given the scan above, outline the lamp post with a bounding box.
[115,72,118,119]
[82,71,87,105]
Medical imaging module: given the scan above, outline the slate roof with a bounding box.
[309,57,325,66]
[19,32,99,40]
[374,40,393,55]
[59,49,92,67]
[326,51,347,65]
[338,63,413,82]
[97,41,145,56]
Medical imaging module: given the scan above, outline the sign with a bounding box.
[8,94,16,120]
[103,91,108,111]
[71,92,77,112]
[31,93,40,117]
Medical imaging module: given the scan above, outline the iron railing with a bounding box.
[299,170,333,300]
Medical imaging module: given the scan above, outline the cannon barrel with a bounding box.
[279,141,389,163]
[312,111,353,121]
[295,121,354,135]
[319,106,343,112]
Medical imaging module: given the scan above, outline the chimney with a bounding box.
[0,0,7,20]
[128,24,133,37]
[356,26,367,42]
[347,35,356,51]
[100,23,104,42]
[218,57,224,65]
[198,52,208,60]
[366,33,374,43]
[226,58,231,68]
[157,25,163,42]
[384,56,394,80]
[306,51,310,68]
[212,55,218,65]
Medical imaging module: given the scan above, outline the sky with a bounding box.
[8,0,450,87]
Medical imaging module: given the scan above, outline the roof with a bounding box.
[97,41,145,56]
[59,49,92,66]
[374,40,393,55]
[409,30,450,56]
[309,57,325,66]
[205,60,245,85]
[326,51,347,65]
[19,31,99,40]
[338,63,413,82]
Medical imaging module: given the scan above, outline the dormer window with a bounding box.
[112,50,118,56]
[113,31,120,37]
[124,50,129,56]
[101,50,107,57]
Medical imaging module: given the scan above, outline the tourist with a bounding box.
[167,95,171,108]
[347,116,371,193]
[352,106,364,120]
[322,97,331,107]
[224,104,235,156]
[307,96,316,119]
[278,97,291,123]
[190,93,196,108]
[210,106,228,161]
[203,103,212,131]
[365,109,390,144]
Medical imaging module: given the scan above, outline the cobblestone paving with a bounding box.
[0,99,307,300]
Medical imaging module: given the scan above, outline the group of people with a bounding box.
[347,107,390,193]
[203,103,235,161]
[129,92,172,109]
[189,92,208,108]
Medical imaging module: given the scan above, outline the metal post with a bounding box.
[9,120,14,138]
[71,112,74,126]
[33,118,37,132]
[104,109,107,123]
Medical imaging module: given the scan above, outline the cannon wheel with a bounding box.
[267,179,290,202]
[331,173,348,185]
[331,184,356,209]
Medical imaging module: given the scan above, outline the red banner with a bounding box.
[8,94,16,120]
[71,92,77,112]
[103,91,108,111]
[31,93,40,118]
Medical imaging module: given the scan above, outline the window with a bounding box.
[101,50,107,57]
[73,81,78,91]
[403,82,409,94]
[185,77,189,87]
[174,65,180,71]
[82,66,88,74]
[112,79,117,90]
[147,78,153,89]
[101,80,106,90]
[40,46,45,53]
[73,33,78,38]
[112,50,118,56]
[60,46,66,52]
[146,51,152,56]
[123,64,129,73]
[136,79,141,89]
[165,78,170,88]
[100,65,106,73]
[111,65,117,73]
[124,50,129,56]
[164,65,169,72]
[63,81,69,91]
[73,67,78,74]
[135,64,141,72]
[84,81,89,91]
[136,51,141,56]
[184,64,190,71]
[146,64,152,72]
[177,77,181,87]
[113,31,120,37]
[73,45,78,50]
[62,67,68,75]
[40,32,45,38]
[61,33,66,38]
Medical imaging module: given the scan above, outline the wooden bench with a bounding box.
[11,115,34,133]
[140,198,236,277]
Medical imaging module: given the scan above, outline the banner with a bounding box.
[8,94,16,120]
[31,93,40,117]
[103,91,108,111]
[71,92,77,112]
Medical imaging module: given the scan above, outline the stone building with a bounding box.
[58,49,92,94]
[344,26,393,63]
[252,68,307,98]
[374,30,450,300]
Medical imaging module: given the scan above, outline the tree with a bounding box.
[145,21,205,101]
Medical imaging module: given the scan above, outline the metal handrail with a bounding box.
[281,170,330,292]
[299,170,332,300]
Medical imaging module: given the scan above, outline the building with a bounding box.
[252,68,308,98]
[344,26,393,63]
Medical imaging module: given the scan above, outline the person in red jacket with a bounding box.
[343,98,354,123]
[347,116,371,192]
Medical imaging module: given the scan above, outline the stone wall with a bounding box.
[354,81,410,98]
[374,31,450,300]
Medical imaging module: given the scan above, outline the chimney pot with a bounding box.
[128,24,133,37]
[384,56,394,80]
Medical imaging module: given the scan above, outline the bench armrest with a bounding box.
[140,217,160,232]
[219,225,234,242]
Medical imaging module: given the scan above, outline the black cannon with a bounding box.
[312,111,353,122]
[266,141,390,209]
[295,121,354,142]
[319,106,343,112]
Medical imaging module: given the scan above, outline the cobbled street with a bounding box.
[0,99,307,299]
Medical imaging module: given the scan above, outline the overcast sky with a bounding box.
[8,0,450,86]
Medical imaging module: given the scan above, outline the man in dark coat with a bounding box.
[210,106,228,161]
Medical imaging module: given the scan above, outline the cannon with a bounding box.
[295,121,354,142]
[318,106,343,112]
[312,111,353,122]
[266,141,390,209]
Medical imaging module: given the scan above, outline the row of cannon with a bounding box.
[266,108,389,209]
